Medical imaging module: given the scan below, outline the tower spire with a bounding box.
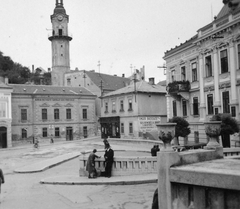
[56,0,63,6]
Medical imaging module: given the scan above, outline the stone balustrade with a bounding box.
[79,150,157,177]
[223,147,240,157]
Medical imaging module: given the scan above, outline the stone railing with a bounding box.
[223,147,240,157]
[79,150,157,177]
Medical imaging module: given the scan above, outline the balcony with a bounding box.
[166,80,190,100]
[166,80,190,94]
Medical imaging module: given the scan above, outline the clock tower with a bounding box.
[49,0,72,86]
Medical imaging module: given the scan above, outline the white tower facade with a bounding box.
[49,0,72,86]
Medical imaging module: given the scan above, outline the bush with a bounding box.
[169,116,191,145]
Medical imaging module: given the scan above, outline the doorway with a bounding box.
[0,127,7,148]
[66,127,73,141]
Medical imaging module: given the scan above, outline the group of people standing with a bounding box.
[86,137,114,178]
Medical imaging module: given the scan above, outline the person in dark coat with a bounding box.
[0,168,5,197]
[86,149,101,178]
[104,145,114,178]
[151,145,160,156]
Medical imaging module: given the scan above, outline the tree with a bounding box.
[210,113,239,147]
[169,116,191,145]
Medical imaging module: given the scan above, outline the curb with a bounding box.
[14,153,80,173]
[40,175,158,185]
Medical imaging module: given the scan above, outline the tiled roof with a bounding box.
[9,84,95,96]
[85,71,131,91]
[0,82,12,89]
[157,80,166,86]
[102,80,166,97]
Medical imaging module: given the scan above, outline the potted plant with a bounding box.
[204,121,222,149]
[156,122,177,151]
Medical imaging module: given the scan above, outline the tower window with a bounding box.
[61,54,63,56]
[61,45,63,47]
[59,29,62,36]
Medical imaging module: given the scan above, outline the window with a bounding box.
[54,109,60,120]
[121,123,124,134]
[129,123,133,134]
[42,109,47,120]
[193,97,199,116]
[231,106,236,117]
[83,126,88,137]
[120,100,124,111]
[59,29,62,36]
[181,66,186,81]
[66,108,72,119]
[112,101,116,112]
[182,100,187,116]
[222,91,230,113]
[220,49,228,73]
[67,78,71,86]
[238,44,240,69]
[207,94,214,115]
[205,55,212,77]
[55,127,60,137]
[21,128,27,139]
[171,70,175,82]
[128,99,133,111]
[83,109,87,119]
[192,62,197,82]
[173,100,177,117]
[0,103,6,118]
[105,102,108,113]
[42,127,48,137]
[21,109,27,121]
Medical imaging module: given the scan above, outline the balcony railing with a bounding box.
[166,80,190,94]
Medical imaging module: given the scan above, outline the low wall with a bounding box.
[79,150,157,177]
[223,147,240,156]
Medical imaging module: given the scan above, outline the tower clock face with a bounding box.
[57,15,63,21]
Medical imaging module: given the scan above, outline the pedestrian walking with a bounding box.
[104,144,114,178]
[86,149,101,178]
[0,168,5,202]
[34,138,39,148]
[50,135,54,143]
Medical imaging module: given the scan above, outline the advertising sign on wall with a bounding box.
[138,117,161,132]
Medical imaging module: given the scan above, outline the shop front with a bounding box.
[100,116,120,139]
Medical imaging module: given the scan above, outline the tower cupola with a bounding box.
[54,0,66,15]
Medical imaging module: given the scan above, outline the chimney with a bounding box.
[48,68,51,72]
[149,77,155,85]
[32,65,35,73]
[122,74,125,77]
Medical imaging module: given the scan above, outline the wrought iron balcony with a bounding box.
[166,80,190,94]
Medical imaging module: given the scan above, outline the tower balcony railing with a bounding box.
[48,32,73,41]
[166,80,190,94]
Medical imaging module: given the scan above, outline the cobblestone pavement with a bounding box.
[0,139,157,209]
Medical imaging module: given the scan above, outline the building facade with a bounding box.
[164,1,240,146]
[0,77,13,148]
[100,79,167,139]
[49,0,72,86]
[10,84,96,145]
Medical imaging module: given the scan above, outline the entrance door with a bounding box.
[0,127,7,148]
[66,127,73,141]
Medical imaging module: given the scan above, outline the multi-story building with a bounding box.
[100,78,167,139]
[164,1,240,146]
[0,77,13,148]
[10,84,96,145]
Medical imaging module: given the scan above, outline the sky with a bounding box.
[0,0,223,83]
